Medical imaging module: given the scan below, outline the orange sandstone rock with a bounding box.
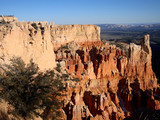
[55,34,158,120]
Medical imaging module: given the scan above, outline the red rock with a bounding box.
[2,19,159,119]
[55,34,159,120]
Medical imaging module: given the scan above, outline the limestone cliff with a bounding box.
[0,22,55,70]
[0,21,100,70]
[51,24,101,49]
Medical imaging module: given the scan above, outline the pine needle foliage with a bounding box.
[0,57,65,120]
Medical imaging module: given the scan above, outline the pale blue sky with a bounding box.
[1,0,160,24]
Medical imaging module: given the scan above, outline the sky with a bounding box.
[1,0,160,24]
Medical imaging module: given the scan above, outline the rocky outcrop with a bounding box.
[0,22,56,70]
[55,34,156,87]
[55,34,159,120]
[0,21,101,70]
[51,24,101,49]
[125,34,156,90]
[0,16,18,23]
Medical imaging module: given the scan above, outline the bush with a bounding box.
[55,63,61,72]
[71,78,79,82]
[0,57,65,120]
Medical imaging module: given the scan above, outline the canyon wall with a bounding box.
[0,21,100,70]
[55,34,156,89]
[55,34,159,120]
[0,20,160,120]
[51,24,101,49]
[0,22,56,70]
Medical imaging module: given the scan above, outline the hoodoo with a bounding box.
[55,34,158,120]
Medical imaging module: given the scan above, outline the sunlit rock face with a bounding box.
[55,34,156,89]
[0,19,160,120]
[0,21,100,71]
[51,24,101,50]
[55,34,159,120]
[0,21,56,70]
[0,16,18,23]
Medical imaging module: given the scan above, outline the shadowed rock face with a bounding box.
[55,35,160,120]
[124,110,160,120]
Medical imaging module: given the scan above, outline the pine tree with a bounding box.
[0,57,65,120]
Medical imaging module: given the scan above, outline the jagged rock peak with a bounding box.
[0,16,18,23]
[128,34,152,62]
[141,34,151,54]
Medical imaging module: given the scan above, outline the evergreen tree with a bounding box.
[0,57,65,120]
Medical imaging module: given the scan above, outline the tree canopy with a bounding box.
[0,57,67,120]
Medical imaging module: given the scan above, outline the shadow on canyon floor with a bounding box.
[151,43,160,83]
[124,110,160,120]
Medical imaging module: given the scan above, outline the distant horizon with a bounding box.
[96,22,160,25]
[1,0,160,25]
[1,15,160,25]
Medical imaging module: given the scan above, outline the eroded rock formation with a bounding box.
[0,16,18,23]
[0,21,100,70]
[55,34,159,120]
[51,24,101,49]
[0,19,160,120]
[0,22,55,70]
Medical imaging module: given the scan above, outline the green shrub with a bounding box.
[55,63,61,72]
[71,77,79,82]
[0,57,65,120]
